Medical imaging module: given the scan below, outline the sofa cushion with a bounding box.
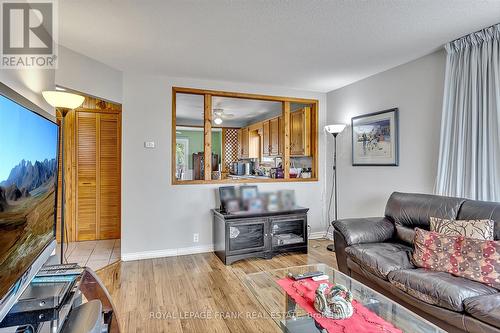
[457,200,500,240]
[384,192,465,230]
[463,294,500,329]
[345,243,414,280]
[412,228,500,289]
[388,269,498,312]
[429,217,494,240]
[333,217,394,246]
[394,225,416,246]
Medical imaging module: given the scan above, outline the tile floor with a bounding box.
[60,239,120,271]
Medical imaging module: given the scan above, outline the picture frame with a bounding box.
[278,190,296,210]
[351,108,399,166]
[218,186,236,212]
[247,198,264,213]
[240,185,259,202]
[266,193,280,211]
[225,199,241,214]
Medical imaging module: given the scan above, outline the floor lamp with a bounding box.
[42,89,85,263]
[325,124,346,252]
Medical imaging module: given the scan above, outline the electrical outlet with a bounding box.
[144,141,155,149]
[193,233,199,243]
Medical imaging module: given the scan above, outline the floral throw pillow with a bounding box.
[429,217,494,240]
[413,228,500,289]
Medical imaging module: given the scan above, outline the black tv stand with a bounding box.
[0,268,120,333]
[213,207,309,265]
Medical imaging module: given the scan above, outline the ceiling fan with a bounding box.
[213,108,234,125]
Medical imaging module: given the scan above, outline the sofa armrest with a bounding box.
[333,217,394,246]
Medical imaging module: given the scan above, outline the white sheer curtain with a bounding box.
[436,24,500,201]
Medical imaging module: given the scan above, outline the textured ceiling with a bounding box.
[176,94,283,127]
[59,0,500,92]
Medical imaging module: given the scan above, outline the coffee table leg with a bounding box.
[285,294,297,320]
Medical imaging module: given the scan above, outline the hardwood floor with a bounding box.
[97,239,337,333]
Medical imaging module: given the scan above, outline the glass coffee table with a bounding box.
[245,264,445,333]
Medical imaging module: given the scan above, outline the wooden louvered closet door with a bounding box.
[76,111,121,241]
[98,114,120,239]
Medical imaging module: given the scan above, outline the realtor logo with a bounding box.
[1,0,57,68]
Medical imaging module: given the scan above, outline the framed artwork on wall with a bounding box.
[351,108,399,166]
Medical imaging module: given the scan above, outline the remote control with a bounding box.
[312,275,330,281]
[288,271,324,280]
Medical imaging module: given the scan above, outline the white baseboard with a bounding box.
[121,244,214,262]
[309,231,327,239]
[122,232,332,262]
[177,245,214,256]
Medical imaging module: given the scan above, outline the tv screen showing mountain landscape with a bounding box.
[0,94,58,301]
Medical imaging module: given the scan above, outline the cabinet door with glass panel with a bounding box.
[226,219,268,256]
[270,214,307,249]
[172,88,318,184]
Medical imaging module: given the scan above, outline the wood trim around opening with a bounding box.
[173,86,319,104]
[171,86,319,185]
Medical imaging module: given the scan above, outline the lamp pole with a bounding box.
[333,132,338,222]
[59,108,69,264]
[327,132,339,251]
[42,90,85,264]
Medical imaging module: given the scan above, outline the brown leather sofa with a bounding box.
[333,192,500,333]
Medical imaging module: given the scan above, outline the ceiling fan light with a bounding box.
[214,117,223,125]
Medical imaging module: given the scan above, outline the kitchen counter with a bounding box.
[227,174,272,180]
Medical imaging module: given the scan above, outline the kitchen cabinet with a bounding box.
[269,117,280,155]
[238,127,249,158]
[279,116,285,155]
[262,120,270,156]
[262,117,280,157]
[290,107,311,156]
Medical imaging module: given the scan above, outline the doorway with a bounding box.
[56,94,121,267]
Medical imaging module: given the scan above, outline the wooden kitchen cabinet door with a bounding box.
[240,127,250,158]
[269,117,280,156]
[290,107,311,156]
[262,120,270,156]
[76,111,121,241]
[279,116,285,155]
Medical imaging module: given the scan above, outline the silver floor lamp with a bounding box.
[325,124,346,252]
[43,89,85,263]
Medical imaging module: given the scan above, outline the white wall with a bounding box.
[56,46,123,103]
[0,46,123,116]
[0,69,55,115]
[52,46,447,259]
[326,50,446,219]
[121,73,327,258]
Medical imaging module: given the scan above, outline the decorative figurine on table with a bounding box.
[314,284,354,319]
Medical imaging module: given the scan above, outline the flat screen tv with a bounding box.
[0,82,59,322]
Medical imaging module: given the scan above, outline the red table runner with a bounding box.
[277,277,403,333]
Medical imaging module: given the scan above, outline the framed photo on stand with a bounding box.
[278,190,296,210]
[219,186,236,212]
[240,185,258,200]
[225,199,241,214]
[351,108,399,166]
